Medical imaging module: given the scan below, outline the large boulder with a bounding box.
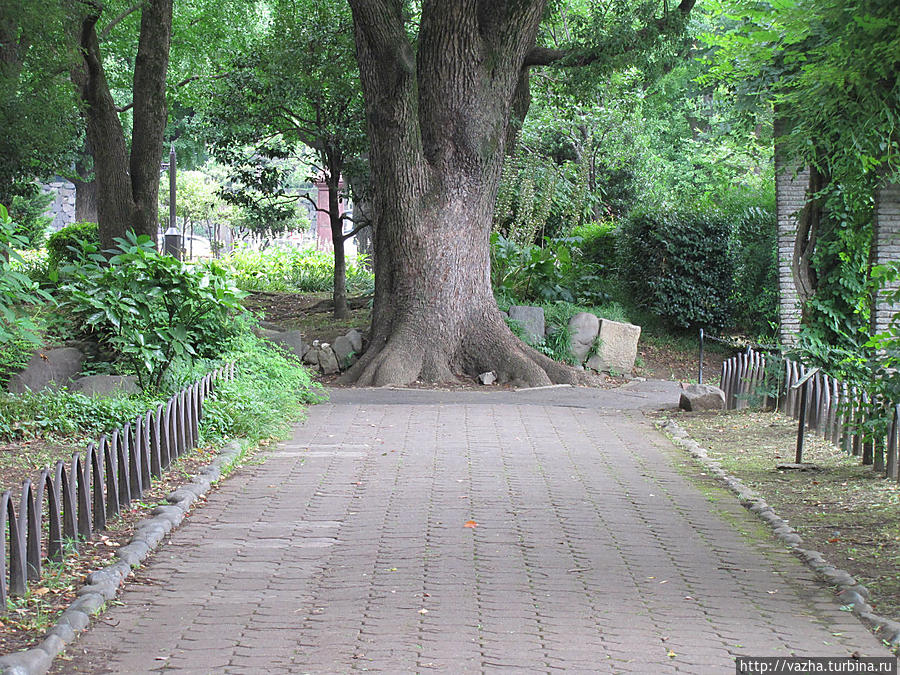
[71,375,140,397]
[568,312,600,363]
[508,305,545,344]
[7,347,84,393]
[679,383,726,411]
[585,319,641,375]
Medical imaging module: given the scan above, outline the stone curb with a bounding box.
[660,419,900,651]
[0,440,245,675]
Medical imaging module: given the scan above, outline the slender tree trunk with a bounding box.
[793,165,825,308]
[328,176,350,319]
[343,1,583,387]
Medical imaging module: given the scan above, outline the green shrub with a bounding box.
[47,221,99,268]
[730,204,777,336]
[201,331,325,444]
[61,233,246,390]
[620,206,733,330]
[571,221,618,268]
[8,191,53,249]
[491,234,610,306]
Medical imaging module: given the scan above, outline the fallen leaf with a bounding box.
[667,650,677,658]
[32,587,49,597]
[828,537,840,543]
[464,520,478,528]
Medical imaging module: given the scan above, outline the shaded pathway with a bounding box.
[57,386,891,673]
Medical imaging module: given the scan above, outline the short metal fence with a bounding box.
[0,363,235,607]
[719,348,899,480]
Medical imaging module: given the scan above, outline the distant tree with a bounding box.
[202,0,367,318]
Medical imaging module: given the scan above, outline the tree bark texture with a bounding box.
[72,1,172,250]
[343,0,584,387]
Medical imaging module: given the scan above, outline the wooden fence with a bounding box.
[0,363,234,607]
[720,348,899,480]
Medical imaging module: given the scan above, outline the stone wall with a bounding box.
[775,136,808,346]
[41,177,76,232]
[871,181,900,335]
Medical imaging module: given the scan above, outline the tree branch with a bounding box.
[99,1,143,41]
[524,0,696,67]
[301,192,330,215]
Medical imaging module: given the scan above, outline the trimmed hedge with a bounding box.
[620,207,733,330]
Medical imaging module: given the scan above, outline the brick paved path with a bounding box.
[57,388,892,673]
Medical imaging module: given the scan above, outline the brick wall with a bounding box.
[871,181,900,335]
[775,146,808,346]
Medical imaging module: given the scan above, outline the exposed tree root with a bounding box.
[340,312,592,388]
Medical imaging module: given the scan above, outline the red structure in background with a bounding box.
[313,177,348,252]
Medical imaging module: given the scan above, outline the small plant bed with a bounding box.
[667,409,900,622]
[0,442,221,655]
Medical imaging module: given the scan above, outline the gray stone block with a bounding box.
[7,347,84,393]
[318,345,340,375]
[568,312,600,364]
[508,306,545,345]
[259,329,308,359]
[478,371,497,385]
[71,374,139,397]
[345,328,363,353]
[332,335,356,369]
[585,319,640,374]
[678,384,726,411]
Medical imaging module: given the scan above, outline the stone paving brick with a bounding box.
[54,391,895,674]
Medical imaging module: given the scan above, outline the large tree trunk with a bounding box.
[343,0,581,387]
[72,1,172,250]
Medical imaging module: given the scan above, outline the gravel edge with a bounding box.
[0,440,246,675]
[660,418,900,652]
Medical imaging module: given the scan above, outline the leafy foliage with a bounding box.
[729,201,778,336]
[620,206,734,330]
[222,246,374,295]
[46,222,100,269]
[7,190,53,249]
[0,389,153,442]
[201,330,325,445]
[60,233,246,390]
[0,204,52,346]
[491,233,609,307]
